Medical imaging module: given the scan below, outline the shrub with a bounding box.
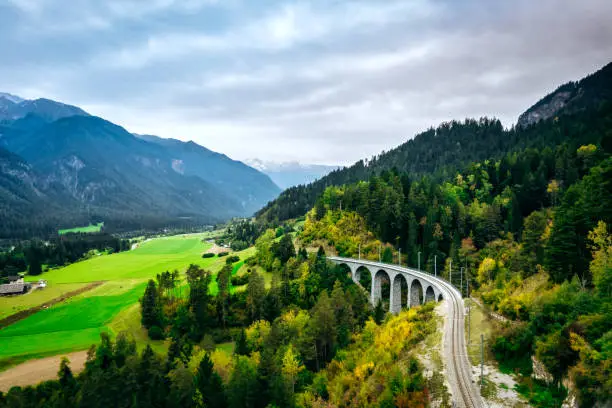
[231,273,250,286]
[217,252,229,257]
[202,253,215,258]
[148,325,165,340]
[225,255,240,264]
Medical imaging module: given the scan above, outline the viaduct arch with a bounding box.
[330,256,446,313]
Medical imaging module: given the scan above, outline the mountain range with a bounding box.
[244,159,339,189]
[0,94,280,238]
[257,61,612,223]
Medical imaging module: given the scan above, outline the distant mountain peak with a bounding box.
[245,159,340,189]
[0,92,89,122]
[0,92,24,104]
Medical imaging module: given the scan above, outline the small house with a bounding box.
[0,282,32,296]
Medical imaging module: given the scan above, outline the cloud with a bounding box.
[1,0,612,165]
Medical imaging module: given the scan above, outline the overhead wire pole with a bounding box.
[481,334,484,389]
[460,267,464,297]
[468,273,471,345]
[434,255,437,277]
[418,251,421,271]
[398,248,401,266]
[449,259,452,286]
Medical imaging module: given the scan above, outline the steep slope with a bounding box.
[0,147,84,238]
[137,134,280,214]
[518,61,612,127]
[0,92,24,104]
[0,96,88,122]
[0,93,284,238]
[257,60,612,223]
[2,116,244,224]
[257,118,506,222]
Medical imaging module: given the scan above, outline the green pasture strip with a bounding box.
[58,222,104,235]
[0,283,88,320]
[25,235,213,284]
[0,283,145,363]
[0,328,105,364]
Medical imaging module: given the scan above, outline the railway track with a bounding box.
[441,278,483,408]
[330,258,483,407]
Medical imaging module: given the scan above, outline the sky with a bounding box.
[1,0,612,165]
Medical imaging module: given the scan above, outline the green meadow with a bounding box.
[0,234,254,369]
[0,282,88,320]
[58,222,104,235]
[28,234,215,284]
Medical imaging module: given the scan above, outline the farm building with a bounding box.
[0,282,32,296]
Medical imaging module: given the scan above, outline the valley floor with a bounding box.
[0,233,254,381]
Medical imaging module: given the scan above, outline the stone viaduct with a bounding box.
[329,256,455,313]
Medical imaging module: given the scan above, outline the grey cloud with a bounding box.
[1,0,611,164]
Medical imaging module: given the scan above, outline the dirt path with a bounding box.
[0,351,88,392]
[0,281,104,329]
[205,243,231,254]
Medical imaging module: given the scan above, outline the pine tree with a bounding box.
[234,329,250,356]
[374,299,385,325]
[28,253,42,276]
[196,352,227,408]
[227,356,259,408]
[141,279,161,329]
[246,270,265,322]
[216,264,232,328]
[331,280,354,348]
[310,290,337,366]
[58,357,76,398]
[273,233,296,264]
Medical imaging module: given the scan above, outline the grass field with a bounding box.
[108,303,168,355]
[0,282,144,365]
[58,222,104,235]
[1,234,255,370]
[28,234,215,284]
[0,283,88,320]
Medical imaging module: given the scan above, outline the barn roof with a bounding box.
[0,283,29,295]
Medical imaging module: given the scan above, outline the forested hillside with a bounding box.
[0,96,280,239]
[285,120,611,406]
[257,62,612,224]
[249,62,612,407]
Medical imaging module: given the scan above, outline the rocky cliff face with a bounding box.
[517,62,612,128]
[517,89,575,127]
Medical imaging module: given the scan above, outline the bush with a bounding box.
[148,325,165,340]
[217,252,229,257]
[231,273,250,286]
[225,255,240,264]
[230,240,249,251]
[202,253,215,258]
